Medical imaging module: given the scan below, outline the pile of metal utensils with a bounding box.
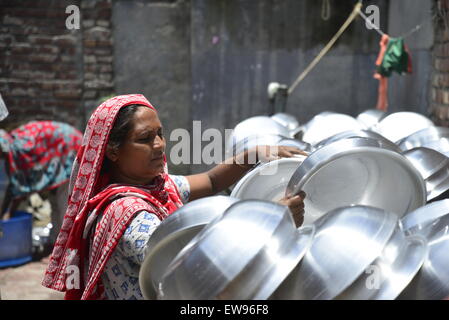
[139,110,449,300]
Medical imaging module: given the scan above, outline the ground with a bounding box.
[0,255,64,300]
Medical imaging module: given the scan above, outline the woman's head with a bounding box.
[105,104,166,185]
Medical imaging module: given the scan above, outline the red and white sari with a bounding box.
[42,94,183,300]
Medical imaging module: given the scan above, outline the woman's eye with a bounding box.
[138,136,151,142]
[158,130,164,138]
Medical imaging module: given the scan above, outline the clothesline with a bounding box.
[357,7,437,39]
[288,2,437,96]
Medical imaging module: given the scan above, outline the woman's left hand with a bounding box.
[279,191,306,227]
[251,145,308,163]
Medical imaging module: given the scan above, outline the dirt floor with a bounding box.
[0,255,64,300]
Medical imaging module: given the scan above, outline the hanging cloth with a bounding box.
[374,35,413,111]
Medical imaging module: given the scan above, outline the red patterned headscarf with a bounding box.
[42,94,183,300]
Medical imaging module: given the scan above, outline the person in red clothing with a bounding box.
[0,121,82,243]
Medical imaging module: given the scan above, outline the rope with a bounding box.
[321,0,331,21]
[288,1,362,95]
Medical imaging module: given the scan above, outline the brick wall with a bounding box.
[0,0,114,131]
[431,0,449,126]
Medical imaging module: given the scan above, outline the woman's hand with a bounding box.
[250,145,308,163]
[279,191,306,227]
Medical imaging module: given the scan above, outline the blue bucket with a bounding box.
[0,211,32,268]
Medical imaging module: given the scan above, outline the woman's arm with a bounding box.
[186,145,306,200]
[185,145,308,227]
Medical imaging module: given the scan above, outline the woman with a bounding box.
[0,121,82,243]
[42,94,306,300]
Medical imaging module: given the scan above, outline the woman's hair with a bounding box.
[108,104,143,150]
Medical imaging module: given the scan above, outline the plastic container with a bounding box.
[0,211,33,268]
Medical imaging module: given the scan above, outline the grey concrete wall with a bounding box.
[113,0,192,175]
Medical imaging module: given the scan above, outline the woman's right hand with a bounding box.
[278,191,306,227]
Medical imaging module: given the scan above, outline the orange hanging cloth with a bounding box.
[374,34,390,112]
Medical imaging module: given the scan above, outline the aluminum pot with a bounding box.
[271,113,301,136]
[271,205,398,300]
[336,225,427,300]
[356,109,387,130]
[286,137,426,225]
[158,200,315,300]
[313,129,398,151]
[398,220,449,300]
[402,147,449,201]
[226,116,293,154]
[231,157,306,202]
[139,196,239,300]
[401,199,449,239]
[301,112,364,146]
[374,112,434,143]
[397,126,449,156]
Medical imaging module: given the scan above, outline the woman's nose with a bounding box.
[153,135,165,150]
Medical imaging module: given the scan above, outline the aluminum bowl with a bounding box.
[271,113,301,136]
[231,157,306,202]
[271,205,398,300]
[301,112,364,146]
[226,116,293,154]
[286,137,426,225]
[374,112,434,143]
[158,200,315,300]
[139,196,239,300]
[313,129,398,151]
[356,109,387,130]
[336,226,428,300]
[402,147,449,201]
[398,221,449,300]
[397,126,449,156]
[401,199,449,239]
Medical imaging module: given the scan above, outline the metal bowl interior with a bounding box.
[356,109,387,130]
[397,126,449,153]
[398,225,449,300]
[271,205,398,300]
[301,113,364,146]
[139,196,239,300]
[157,200,312,300]
[287,137,426,225]
[336,226,428,300]
[313,129,398,151]
[231,157,305,202]
[375,112,434,143]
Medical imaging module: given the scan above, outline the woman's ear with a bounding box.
[105,145,118,162]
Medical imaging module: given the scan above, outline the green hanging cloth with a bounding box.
[376,37,413,77]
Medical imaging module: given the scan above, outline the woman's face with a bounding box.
[107,106,166,185]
